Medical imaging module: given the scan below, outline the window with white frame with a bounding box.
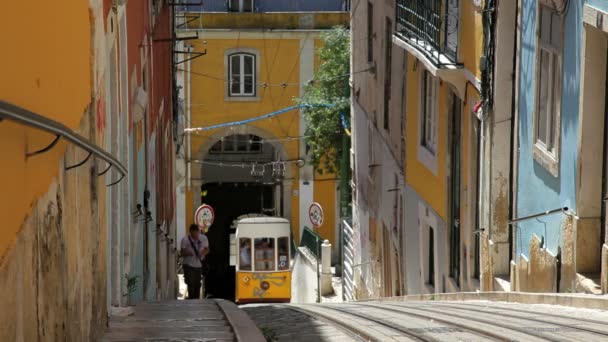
[420,70,438,155]
[229,0,254,12]
[228,52,256,97]
[534,5,562,173]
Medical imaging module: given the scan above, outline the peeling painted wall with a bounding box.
[0,111,108,342]
[587,0,608,12]
[515,0,582,259]
[0,0,92,261]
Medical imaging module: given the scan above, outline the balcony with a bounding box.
[177,11,349,30]
[175,0,348,13]
[395,0,460,68]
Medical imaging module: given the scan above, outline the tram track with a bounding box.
[286,306,372,342]
[356,302,520,341]
[293,304,443,341]
[423,301,608,340]
[378,301,591,342]
[439,301,608,327]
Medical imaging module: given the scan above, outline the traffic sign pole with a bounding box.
[309,202,324,303]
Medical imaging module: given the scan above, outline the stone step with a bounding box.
[576,273,602,295]
[494,275,511,292]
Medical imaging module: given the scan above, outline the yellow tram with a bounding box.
[232,216,292,304]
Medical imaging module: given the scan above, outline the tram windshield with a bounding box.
[254,238,275,271]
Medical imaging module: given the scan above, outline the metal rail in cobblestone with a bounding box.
[427,301,608,340]
[215,299,266,342]
[294,304,440,341]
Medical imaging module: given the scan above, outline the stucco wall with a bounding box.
[515,0,582,258]
[0,2,111,339]
[184,31,340,245]
[587,0,608,12]
[291,247,319,303]
[403,185,448,294]
[0,112,107,341]
[0,0,92,261]
[403,55,449,220]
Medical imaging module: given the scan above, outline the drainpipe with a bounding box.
[508,0,520,266]
[337,130,349,277]
[187,45,192,197]
[143,86,150,298]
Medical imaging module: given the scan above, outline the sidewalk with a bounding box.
[101,300,234,341]
[372,291,608,310]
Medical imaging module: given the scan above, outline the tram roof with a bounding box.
[238,217,290,224]
[236,217,290,238]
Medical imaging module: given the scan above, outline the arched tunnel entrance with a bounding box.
[196,133,291,301]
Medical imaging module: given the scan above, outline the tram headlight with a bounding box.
[260,281,270,290]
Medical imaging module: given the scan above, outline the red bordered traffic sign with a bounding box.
[309,202,324,228]
[195,204,215,229]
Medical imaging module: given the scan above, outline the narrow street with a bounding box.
[244,299,608,341]
[4,0,608,341]
[102,296,608,342]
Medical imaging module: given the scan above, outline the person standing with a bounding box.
[180,224,209,299]
[239,239,252,270]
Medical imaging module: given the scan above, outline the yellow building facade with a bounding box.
[0,1,93,260]
[395,0,484,294]
[0,2,110,340]
[176,10,348,298]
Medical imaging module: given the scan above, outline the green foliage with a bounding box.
[123,273,140,298]
[298,26,350,174]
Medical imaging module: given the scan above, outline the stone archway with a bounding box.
[189,125,299,300]
[190,124,295,220]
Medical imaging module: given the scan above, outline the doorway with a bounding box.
[602,47,608,256]
[382,224,393,296]
[449,93,462,287]
[201,182,274,301]
[472,114,482,280]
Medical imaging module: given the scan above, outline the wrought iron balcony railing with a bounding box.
[174,0,347,13]
[395,0,460,67]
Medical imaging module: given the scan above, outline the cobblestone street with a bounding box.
[243,305,357,342]
[244,299,608,342]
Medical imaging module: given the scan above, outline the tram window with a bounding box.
[254,238,275,271]
[277,237,289,270]
[239,238,252,271]
[236,134,248,152]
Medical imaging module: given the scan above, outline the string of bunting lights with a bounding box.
[189,158,304,178]
[184,103,335,133]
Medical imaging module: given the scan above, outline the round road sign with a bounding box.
[195,204,215,228]
[309,202,324,228]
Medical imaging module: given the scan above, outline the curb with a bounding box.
[364,291,608,310]
[214,299,266,342]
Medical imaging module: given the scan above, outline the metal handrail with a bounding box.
[0,100,127,184]
[507,207,572,225]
